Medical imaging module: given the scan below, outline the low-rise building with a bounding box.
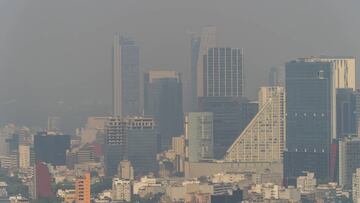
[112,178,131,202]
[296,172,316,194]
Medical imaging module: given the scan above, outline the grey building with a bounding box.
[104,117,127,177]
[185,112,213,162]
[336,88,357,139]
[203,47,243,97]
[112,34,140,117]
[198,97,257,158]
[285,59,336,180]
[339,137,360,189]
[144,71,183,149]
[127,117,158,174]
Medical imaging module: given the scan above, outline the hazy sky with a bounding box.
[0,0,359,132]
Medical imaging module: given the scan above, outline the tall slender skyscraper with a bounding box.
[112,34,140,117]
[284,59,336,180]
[191,26,216,109]
[144,71,183,149]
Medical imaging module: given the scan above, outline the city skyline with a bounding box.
[1,1,360,131]
[1,1,360,202]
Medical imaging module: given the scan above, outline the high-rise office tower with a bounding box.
[224,86,285,162]
[127,117,158,174]
[185,112,213,162]
[75,172,91,203]
[34,132,70,166]
[199,97,257,158]
[301,56,355,90]
[104,117,127,177]
[198,47,245,158]
[144,71,183,148]
[339,137,360,189]
[112,34,140,117]
[191,26,216,110]
[336,88,357,139]
[285,59,336,180]
[268,67,280,86]
[203,47,243,97]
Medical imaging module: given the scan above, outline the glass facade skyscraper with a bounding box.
[144,71,183,149]
[127,117,158,174]
[203,48,243,97]
[104,117,127,177]
[285,60,336,180]
[112,34,140,117]
[336,88,357,139]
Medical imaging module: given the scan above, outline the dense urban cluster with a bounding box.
[0,26,358,203]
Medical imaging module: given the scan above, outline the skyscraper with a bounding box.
[34,132,70,166]
[144,71,183,149]
[339,137,360,189]
[112,34,140,117]
[194,26,217,99]
[336,88,357,139]
[203,47,243,97]
[301,56,355,90]
[190,26,216,110]
[185,112,213,162]
[127,117,158,174]
[198,47,245,158]
[104,117,127,177]
[224,86,285,162]
[285,59,336,180]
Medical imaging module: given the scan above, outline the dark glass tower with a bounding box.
[285,60,335,180]
[336,88,357,139]
[104,117,127,177]
[113,34,140,117]
[34,132,71,166]
[144,71,183,149]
